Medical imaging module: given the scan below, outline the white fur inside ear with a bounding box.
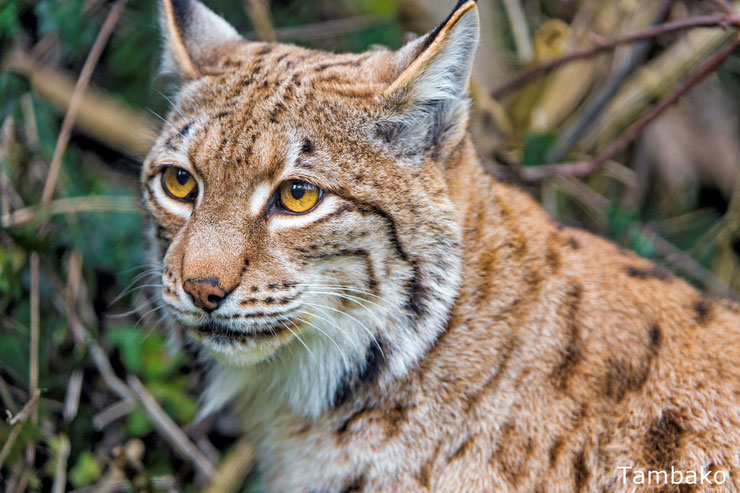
[375,6,480,162]
[160,0,241,78]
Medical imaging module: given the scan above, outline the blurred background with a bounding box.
[1,0,739,491]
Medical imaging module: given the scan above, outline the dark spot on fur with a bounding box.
[359,342,384,385]
[551,284,583,391]
[269,102,286,123]
[340,475,365,493]
[650,324,661,348]
[449,435,474,462]
[332,342,385,408]
[417,461,432,488]
[462,333,518,412]
[645,410,683,469]
[574,449,589,492]
[549,437,564,467]
[256,45,272,55]
[693,296,713,325]
[179,122,191,137]
[625,265,673,281]
[300,138,314,154]
[603,359,650,402]
[404,276,427,319]
[337,405,376,434]
[567,236,580,249]
[545,247,561,272]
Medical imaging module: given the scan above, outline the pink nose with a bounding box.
[182,278,226,312]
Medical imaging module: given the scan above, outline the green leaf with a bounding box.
[105,326,181,379]
[521,131,558,166]
[35,0,98,57]
[606,202,639,240]
[627,228,658,259]
[0,72,30,123]
[150,378,198,424]
[0,0,19,40]
[125,406,153,437]
[69,451,101,488]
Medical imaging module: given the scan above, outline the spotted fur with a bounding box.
[142,0,740,491]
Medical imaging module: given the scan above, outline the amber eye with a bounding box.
[278,181,320,213]
[162,167,197,201]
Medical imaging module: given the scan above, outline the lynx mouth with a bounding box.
[192,321,289,343]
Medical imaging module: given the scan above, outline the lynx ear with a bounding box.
[160,0,241,79]
[376,0,479,162]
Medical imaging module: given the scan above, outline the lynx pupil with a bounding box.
[291,183,306,200]
[176,169,190,186]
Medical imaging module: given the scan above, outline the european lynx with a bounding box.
[143,0,740,490]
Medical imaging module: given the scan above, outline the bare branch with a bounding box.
[643,226,740,301]
[520,37,740,181]
[40,0,128,207]
[491,14,740,100]
[51,434,70,493]
[0,389,42,470]
[244,0,277,42]
[203,438,256,493]
[2,195,142,228]
[6,389,41,427]
[63,370,83,422]
[127,376,217,479]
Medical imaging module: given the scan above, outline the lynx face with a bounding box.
[144,0,478,416]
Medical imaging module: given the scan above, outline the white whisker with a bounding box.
[281,320,314,360]
[301,301,384,359]
[304,289,402,324]
[294,312,349,370]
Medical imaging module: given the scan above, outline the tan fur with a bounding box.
[144,1,740,491]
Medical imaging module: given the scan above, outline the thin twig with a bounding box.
[243,0,277,42]
[63,370,83,422]
[642,226,740,301]
[0,425,23,471]
[3,195,142,227]
[51,434,70,493]
[127,376,216,479]
[545,0,672,163]
[6,389,41,427]
[29,253,40,422]
[92,398,135,430]
[520,37,740,181]
[501,0,533,63]
[0,389,42,470]
[65,250,87,348]
[39,0,128,207]
[203,438,256,493]
[87,341,216,479]
[0,375,17,415]
[491,14,740,99]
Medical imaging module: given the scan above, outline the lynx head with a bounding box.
[143,0,479,417]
